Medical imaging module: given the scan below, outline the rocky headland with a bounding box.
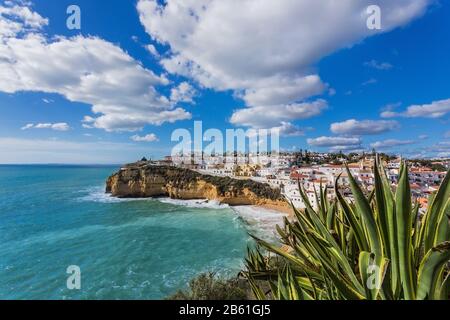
[106,162,291,214]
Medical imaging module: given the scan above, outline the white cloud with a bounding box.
[364,60,393,70]
[0,3,191,132]
[380,111,398,118]
[241,75,326,107]
[230,99,327,128]
[370,139,416,149]
[21,122,70,131]
[0,2,48,38]
[408,141,450,159]
[170,81,196,104]
[433,141,450,156]
[42,98,53,104]
[131,133,159,142]
[271,122,305,137]
[329,145,366,153]
[307,136,361,147]
[403,141,450,159]
[381,98,450,118]
[21,123,34,130]
[50,123,70,131]
[137,0,430,127]
[381,102,402,112]
[145,44,160,57]
[362,78,377,86]
[330,119,400,135]
[437,153,450,158]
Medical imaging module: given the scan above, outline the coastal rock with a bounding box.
[106,163,291,213]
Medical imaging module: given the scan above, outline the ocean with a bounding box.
[0,165,284,300]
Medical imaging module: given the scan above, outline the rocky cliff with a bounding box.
[106,162,291,213]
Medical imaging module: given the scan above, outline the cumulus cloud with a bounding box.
[381,98,450,118]
[21,122,70,131]
[0,2,48,37]
[170,81,196,104]
[241,75,326,107]
[330,119,400,135]
[230,100,327,128]
[271,122,305,137]
[0,2,191,132]
[364,60,393,70]
[370,139,416,149]
[137,0,431,128]
[307,136,361,147]
[145,44,160,57]
[130,133,159,142]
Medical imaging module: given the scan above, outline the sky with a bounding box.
[0,0,449,164]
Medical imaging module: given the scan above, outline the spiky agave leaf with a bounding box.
[424,169,450,251]
[395,162,416,300]
[417,241,450,300]
[244,161,450,300]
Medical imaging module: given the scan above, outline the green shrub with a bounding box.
[168,273,250,300]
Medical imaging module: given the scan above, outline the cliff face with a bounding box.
[106,163,290,212]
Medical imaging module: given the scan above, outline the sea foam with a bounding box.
[157,198,229,209]
[231,206,287,242]
[78,186,153,203]
[79,186,285,241]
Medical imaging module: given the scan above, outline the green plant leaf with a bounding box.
[346,166,382,256]
[395,162,416,300]
[424,169,450,250]
[417,241,450,300]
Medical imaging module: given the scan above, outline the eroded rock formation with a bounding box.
[106,162,291,213]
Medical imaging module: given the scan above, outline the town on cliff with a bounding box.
[106,151,450,214]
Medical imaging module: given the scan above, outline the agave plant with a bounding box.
[244,159,450,300]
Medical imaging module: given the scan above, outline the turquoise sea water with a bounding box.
[0,165,257,300]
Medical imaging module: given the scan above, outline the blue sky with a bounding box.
[0,0,449,163]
